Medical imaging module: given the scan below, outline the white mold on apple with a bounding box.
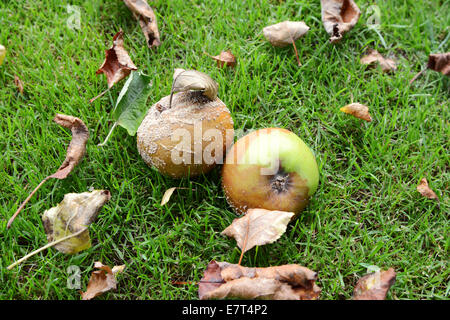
[222,128,319,216]
[137,69,234,178]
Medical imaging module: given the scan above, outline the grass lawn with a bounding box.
[0,0,449,300]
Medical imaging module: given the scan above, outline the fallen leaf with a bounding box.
[222,208,294,264]
[14,75,24,94]
[0,44,5,65]
[321,0,361,43]
[199,261,320,300]
[262,21,309,47]
[353,268,396,300]
[417,178,438,200]
[42,190,111,254]
[360,49,397,72]
[340,103,372,122]
[208,50,237,68]
[198,260,225,300]
[98,70,152,146]
[96,30,137,89]
[7,114,89,228]
[427,52,450,76]
[81,261,125,300]
[51,114,90,179]
[170,69,218,106]
[161,187,177,206]
[123,0,161,48]
[409,52,450,84]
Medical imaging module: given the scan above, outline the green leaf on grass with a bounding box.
[99,70,152,146]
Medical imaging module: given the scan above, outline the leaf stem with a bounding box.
[7,228,88,270]
[98,122,118,147]
[409,68,427,85]
[89,87,111,104]
[7,176,51,229]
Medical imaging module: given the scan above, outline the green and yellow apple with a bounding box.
[222,128,319,216]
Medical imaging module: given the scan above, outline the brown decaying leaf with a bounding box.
[170,69,219,107]
[81,262,125,300]
[222,209,294,264]
[353,268,396,300]
[199,261,320,300]
[321,0,361,43]
[123,0,161,48]
[360,49,397,73]
[14,75,24,94]
[340,103,372,122]
[7,114,89,228]
[208,50,237,68]
[427,52,450,75]
[262,21,309,47]
[409,52,450,84]
[96,30,137,89]
[42,190,111,254]
[417,178,438,200]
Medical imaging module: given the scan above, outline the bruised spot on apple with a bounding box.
[222,128,319,216]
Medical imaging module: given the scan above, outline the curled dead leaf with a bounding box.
[417,178,438,200]
[14,75,24,94]
[361,49,397,73]
[353,268,396,300]
[161,187,177,206]
[42,190,111,254]
[410,52,450,84]
[199,261,320,300]
[81,261,125,300]
[340,103,372,122]
[263,21,309,47]
[222,209,294,264]
[96,30,137,89]
[427,52,450,76]
[321,0,361,43]
[208,50,237,68]
[123,0,161,48]
[7,114,89,228]
[170,69,218,107]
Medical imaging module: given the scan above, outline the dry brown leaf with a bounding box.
[7,114,89,228]
[222,209,294,258]
[409,52,450,84]
[209,50,237,68]
[353,268,396,300]
[170,69,219,107]
[198,260,225,300]
[321,0,361,43]
[123,0,161,48]
[417,178,438,200]
[42,190,111,254]
[81,262,125,300]
[263,21,309,47]
[340,103,372,122]
[161,187,177,206]
[361,49,397,72]
[96,30,137,89]
[427,52,450,76]
[199,261,320,300]
[14,75,24,94]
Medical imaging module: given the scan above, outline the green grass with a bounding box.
[0,0,449,300]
